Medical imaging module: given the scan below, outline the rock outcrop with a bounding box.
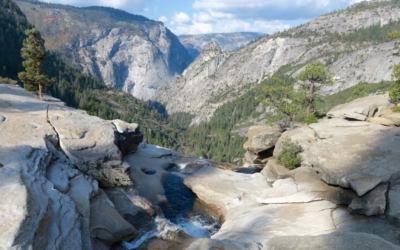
[183,93,400,249]
[15,1,192,101]
[242,125,283,166]
[0,84,147,249]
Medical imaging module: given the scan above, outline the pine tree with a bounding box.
[262,77,306,130]
[18,28,55,100]
[296,61,333,116]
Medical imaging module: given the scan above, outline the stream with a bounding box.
[122,161,221,249]
[122,159,261,249]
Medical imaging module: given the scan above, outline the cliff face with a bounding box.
[155,0,400,125]
[15,1,192,100]
[178,32,265,59]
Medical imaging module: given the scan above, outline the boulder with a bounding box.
[89,191,137,246]
[104,187,155,230]
[48,110,131,187]
[244,150,259,165]
[327,94,390,120]
[243,126,283,154]
[263,157,291,179]
[349,183,388,216]
[112,119,143,155]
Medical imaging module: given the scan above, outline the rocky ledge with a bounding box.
[183,93,400,249]
[0,84,162,249]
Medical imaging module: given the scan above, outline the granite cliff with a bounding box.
[15,0,192,100]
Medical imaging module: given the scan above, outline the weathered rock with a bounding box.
[244,150,259,165]
[0,85,84,249]
[349,183,388,216]
[298,118,400,196]
[386,180,400,227]
[184,166,270,218]
[49,110,131,187]
[383,113,400,126]
[124,143,178,205]
[258,167,356,205]
[213,201,338,246]
[265,232,400,250]
[327,94,390,120]
[104,187,155,230]
[112,119,143,155]
[309,118,369,139]
[243,126,283,153]
[368,116,396,127]
[90,191,138,246]
[263,158,291,179]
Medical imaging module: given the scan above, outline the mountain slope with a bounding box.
[155,0,400,125]
[15,0,193,100]
[178,32,265,59]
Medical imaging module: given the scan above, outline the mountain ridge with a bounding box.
[178,32,265,59]
[155,0,400,125]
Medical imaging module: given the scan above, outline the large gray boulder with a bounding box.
[349,183,388,216]
[49,110,131,188]
[112,119,143,155]
[243,126,283,153]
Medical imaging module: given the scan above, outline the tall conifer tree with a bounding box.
[18,28,54,100]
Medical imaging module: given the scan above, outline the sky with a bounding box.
[41,0,368,35]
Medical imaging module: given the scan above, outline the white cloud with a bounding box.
[41,0,154,12]
[158,16,168,23]
[192,0,367,20]
[170,18,289,35]
[171,12,191,24]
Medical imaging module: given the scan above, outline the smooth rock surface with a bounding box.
[124,143,178,205]
[184,165,270,217]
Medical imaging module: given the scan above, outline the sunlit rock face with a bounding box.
[15,1,193,101]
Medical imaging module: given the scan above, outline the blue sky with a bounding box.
[42,0,368,35]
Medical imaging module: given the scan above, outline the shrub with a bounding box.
[0,77,17,85]
[392,106,400,113]
[389,88,399,103]
[277,138,303,170]
[305,113,318,125]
